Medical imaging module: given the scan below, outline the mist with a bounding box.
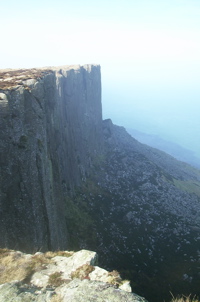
[102,61,200,159]
[1,0,200,162]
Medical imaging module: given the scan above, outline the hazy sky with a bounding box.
[1,0,200,156]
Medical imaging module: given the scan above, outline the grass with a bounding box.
[0,68,53,89]
[0,249,73,284]
[0,249,52,284]
[107,270,122,286]
[71,264,95,280]
[44,251,74,258]
[48,272,65,287]
[173,179,200,197]
[170,294,200,302]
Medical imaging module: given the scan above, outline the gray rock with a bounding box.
[0,249,146,302]
[56,279,146,302]
[0,65,103,252]
[31,249,97,288]
[0,280,146,302]
[0,281,54,302]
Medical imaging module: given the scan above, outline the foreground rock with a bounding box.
[0,282,53,302]
[0,249,147,302]
[55,279,145,302]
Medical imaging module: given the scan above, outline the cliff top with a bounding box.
[0,68,53,90]
[0,64,99,90]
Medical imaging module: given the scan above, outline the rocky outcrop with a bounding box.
[0,65,102,252]
[0,280,147,302]
[0,248,146,302]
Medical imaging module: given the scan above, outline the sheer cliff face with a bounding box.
[0,65,102,251]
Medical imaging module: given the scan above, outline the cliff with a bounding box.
[1,65,200,302]
[0,65,102,252]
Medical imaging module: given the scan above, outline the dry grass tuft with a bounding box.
[0,250,51,284]
[0,249,74,285]
[44,251,74,259]
[71,264,95,280]
[0,251,30,283]
[48,272,65,287]
[107,270,122,286]
[0,68,53,89]
[170,294,200,302]
[0,248,11,255]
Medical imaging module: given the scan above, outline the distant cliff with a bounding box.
[0,65,102,251]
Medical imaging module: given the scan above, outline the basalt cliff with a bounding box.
[0,65,200,302]
[0,65,102,251]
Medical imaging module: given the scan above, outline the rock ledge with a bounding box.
[0,249,147,302]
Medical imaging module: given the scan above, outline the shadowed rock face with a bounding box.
[0,65,102,252]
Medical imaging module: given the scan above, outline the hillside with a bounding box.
[127,128,200,169]
[69,119,200,302]
[0,66,200,302]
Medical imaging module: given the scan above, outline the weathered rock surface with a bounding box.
[31,249,98,288]
[0,65,102,252]
[0,282,53,302]
[0,249,145,302]
[55,279,145,302]
[0,280,144,302]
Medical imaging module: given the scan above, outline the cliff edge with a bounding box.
[0,248,147,302]
[0,65,102,251]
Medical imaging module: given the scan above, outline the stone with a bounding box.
[0,281,54,302]
[31,249,98,288]
[0,65,103,252]
[55,279,146,302]
[89,266,110,282]
[119,281,132,293]
[0,249,147,302]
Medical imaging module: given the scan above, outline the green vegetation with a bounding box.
[64,178,105,249]
[173,179,200,197]
[65,195,96,249]
[93,153,106,169]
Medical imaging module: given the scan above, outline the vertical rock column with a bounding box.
[0,64,102,251]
